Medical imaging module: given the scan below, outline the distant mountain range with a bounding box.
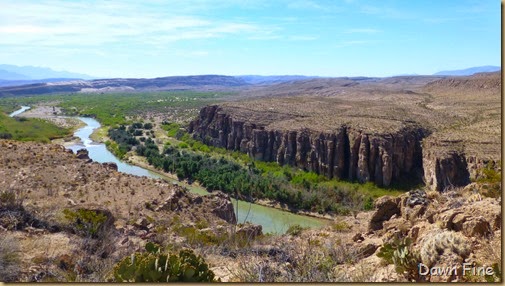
[433,65,500,76]
[0,64,501,93]
[0,64,94,81]
[0,75,250,96]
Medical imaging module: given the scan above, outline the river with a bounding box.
[9,105,31,117]
[11,106,328,233]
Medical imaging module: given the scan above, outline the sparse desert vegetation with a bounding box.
[0,71,501,283]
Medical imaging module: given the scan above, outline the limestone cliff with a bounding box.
[188,105,426,187]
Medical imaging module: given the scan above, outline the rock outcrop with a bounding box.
[189,105,426,187]
[75,148,90,160]
[421,139,471,192]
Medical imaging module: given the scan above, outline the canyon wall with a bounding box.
[422,143,498,192]
[422,148,471,192]
[189,105,427,187]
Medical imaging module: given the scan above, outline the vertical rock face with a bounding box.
[422,147,472,192]
[189,105,426,187]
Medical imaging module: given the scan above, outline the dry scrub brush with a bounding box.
[231,233,360,282]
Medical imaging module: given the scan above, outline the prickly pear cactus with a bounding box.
[112,243,219,282]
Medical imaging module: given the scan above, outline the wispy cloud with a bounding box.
[344,28,381,34]
[358,4,413,20]
[0,0,278,48]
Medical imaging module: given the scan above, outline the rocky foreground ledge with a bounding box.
[0,140,250,282]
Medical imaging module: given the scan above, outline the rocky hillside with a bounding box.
[189,72,501,191]
[0,140,239,282]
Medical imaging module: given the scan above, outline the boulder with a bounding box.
[134,218,149,230]
[209,191,237,224]
[236,223,263,239]
[352,233,365,243]
[155,187,188,212]
[435,198,498,237]
[76,149,90,160]
[102,162,118,171]
[368,196,401,231]
[356,243,378,258]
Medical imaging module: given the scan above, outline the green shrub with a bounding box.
[0,190,18,208]
[475,161,501,198]
[112,242,219,282]
[62,209,108,238]
[485,263,502,283]
[330,220,351,232]
[286,224,306,236]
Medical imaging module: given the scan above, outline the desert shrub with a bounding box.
[0,235,21,282]
[475,161,501,198]
[286,224,306,236]
[0,190,19,208]
[112,242,219,282]
[0,132,12,139]
[62,209,108,238]
[484,263,502,282]
[330,220,351,232]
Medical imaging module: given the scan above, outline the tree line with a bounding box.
[109,124,374,215]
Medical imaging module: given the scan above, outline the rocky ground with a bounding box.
[0,140,239,282]
[0,139,501,282]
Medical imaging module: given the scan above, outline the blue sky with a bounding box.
[0,0,500,78]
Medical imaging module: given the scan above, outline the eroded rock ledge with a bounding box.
[189,105,427,187]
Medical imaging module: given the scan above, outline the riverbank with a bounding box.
[127,154,210,195]
[127,153,336,221]
[89,126,109,142]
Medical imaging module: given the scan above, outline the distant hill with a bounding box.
[236,75,319,85]
[0,78,84,87]
[0,64,94,80]
[0,75,249,96]
[433,65,501,76]
[0,69,31,81]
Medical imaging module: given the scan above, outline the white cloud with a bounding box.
[0,0,278,48]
